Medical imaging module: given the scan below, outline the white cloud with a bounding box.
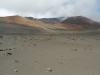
[0,0,100,21]
[0,9,16,17]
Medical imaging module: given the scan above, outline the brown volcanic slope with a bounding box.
[58,23,83,30]
[62,16,100,29]
[0,15,53,32]
[0,15,67,33]
[0,15,100,33]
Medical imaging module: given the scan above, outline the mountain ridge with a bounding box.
[62,16,100,29]
[0,15,100,33]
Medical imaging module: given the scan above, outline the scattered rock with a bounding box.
[14,69,18,72]
[34,44,36,46]
[0,49,3,51]
[74,49,77,51]
[0,48,12,51]
[14,60,19,63]
[82,38,84,40]
[8,48,12,50]
[59,61,63,64]
[35,61,37,62]
[7,52,12,55]
[46,67,52,72]
[0,36,3,38]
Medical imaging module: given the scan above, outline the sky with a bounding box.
[0,0,100,21]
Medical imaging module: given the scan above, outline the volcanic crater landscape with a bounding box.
[0,15,100,75]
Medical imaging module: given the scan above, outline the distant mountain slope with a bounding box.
[62,16,94,24]
[0,15,66,33]
[62,16,100,29]
[0,15,100,33]
[0,15,53,32]
[39,18,62,23]
[25,17,62,23]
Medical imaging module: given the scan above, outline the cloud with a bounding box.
[0,0,100,21]
[0,9,16,17]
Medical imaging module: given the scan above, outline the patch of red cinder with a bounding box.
[62,23,83,30]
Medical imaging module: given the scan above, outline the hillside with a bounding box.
[0,15,54,32]
[26,17,62,23]
[0,15,100,33]
[62,16,100,29]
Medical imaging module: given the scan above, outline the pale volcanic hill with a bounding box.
[62,16,100,29]
[0,15,55,31]
[0,15,66,32]
[0,15,56,33]
[0,15,100,34]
